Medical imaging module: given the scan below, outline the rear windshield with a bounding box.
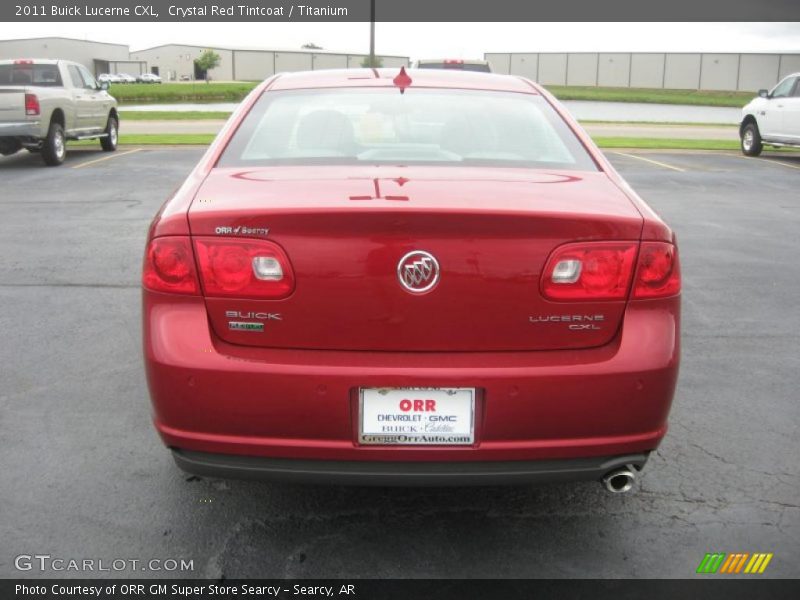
[0,64,62,86]
[218,88,597,171]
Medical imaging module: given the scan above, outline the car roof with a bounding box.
[269,68,536,94]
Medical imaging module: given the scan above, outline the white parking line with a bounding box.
[734,155,800,171]
[72,148,142,169]
[611,151,686,172]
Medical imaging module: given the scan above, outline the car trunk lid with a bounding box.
[188,165,643,351]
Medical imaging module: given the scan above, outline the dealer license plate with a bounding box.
[359,387,475,445]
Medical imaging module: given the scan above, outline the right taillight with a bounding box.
[541,240,680,301]
[142,237,199,295]
[633,242,681,299]
[541,241,638,301]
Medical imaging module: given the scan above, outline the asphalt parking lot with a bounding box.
[1,147,798,579]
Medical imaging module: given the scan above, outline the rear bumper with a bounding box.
[145,292,679,469]
[0,121,41,137]
[173,449,650,485]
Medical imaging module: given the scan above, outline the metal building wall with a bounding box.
[311,53,348,70]
[131,45,409,81]
[510,53,537,80]
[779,55,800,79]
[108,61,147,76]
[486,53,511,74]
[232,50,276,81]
[663,54,702,88]
[130,45,234,81]
[597,53,631,87]
[377,56,409,68]
[486,52,800,91]
[538,53,568,85]
[629,54,665,88]
[700,54,739,90]
[274,52,313,73]
[0,37,129,75]
[738,54,782,91]
[567,53,598,86]
[344,55,408,69]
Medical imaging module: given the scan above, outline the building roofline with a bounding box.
[0,36,129,49]
[131,42,407,59]
[484,51,800,56]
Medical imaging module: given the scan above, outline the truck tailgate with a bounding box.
[0,87,27,122]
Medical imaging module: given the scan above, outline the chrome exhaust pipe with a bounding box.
[602,466,636,493]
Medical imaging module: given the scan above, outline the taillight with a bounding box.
[24,93,40,116]
[541,242,638,301]
[542,240,681,301]
[194,237,294,299]
[633,242,680,299]
[142,237,199,295]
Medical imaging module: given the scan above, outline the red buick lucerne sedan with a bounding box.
[142,68,680,492]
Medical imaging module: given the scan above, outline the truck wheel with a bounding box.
[41,122,66,166]
[100,116,118,152]
[741,123,763,157]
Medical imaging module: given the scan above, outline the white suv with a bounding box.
[740,73,800,156]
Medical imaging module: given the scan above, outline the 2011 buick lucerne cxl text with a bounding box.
[142,68,680,493]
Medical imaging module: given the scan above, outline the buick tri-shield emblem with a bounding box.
[397,251,440,294]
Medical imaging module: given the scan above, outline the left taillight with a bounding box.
[193,237,295,299]
[24,93,40,116]
[142,237,200,295]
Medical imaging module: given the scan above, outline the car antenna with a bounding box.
[393,66,412,94]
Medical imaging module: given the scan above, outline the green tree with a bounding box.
[360,56,383,68]
[194,50,221,82]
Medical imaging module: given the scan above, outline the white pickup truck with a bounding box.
[0,59,118,165]
[740,72,800,156]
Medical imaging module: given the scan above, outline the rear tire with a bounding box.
[41,122,66,166]
[741,122,763,157]
[100,116,118,152]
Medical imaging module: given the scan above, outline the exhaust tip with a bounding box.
[602,466,636,494]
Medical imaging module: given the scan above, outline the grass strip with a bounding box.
[547,86,753,107]
[111,82,754,108]
[111,82,257,103]
[120,111,231,120]
[118,111,734,128]
[580,120,734,127]
[73,134,799,153]
[593,137,741,150]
